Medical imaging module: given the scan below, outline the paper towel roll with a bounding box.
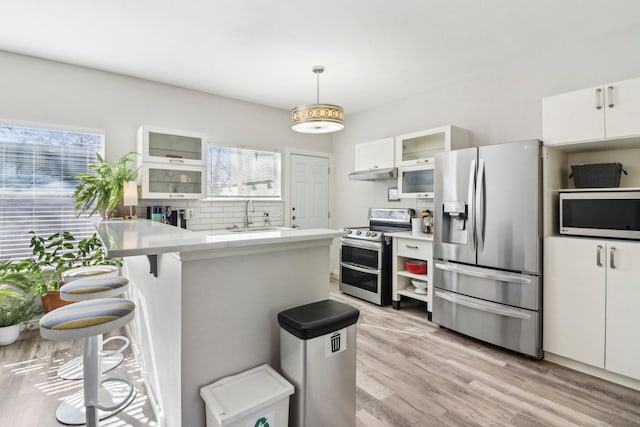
[412,218,423,235]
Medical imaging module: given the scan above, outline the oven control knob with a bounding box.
[365,231,371,236]
[356,230,362,235]
[370,232,378,238]
[346,229,352,234]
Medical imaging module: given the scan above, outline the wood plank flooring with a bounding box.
[330,288,640,427]
[2,288,640,426]
[0,327,157,427]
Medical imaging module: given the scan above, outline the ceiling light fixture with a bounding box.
[291,65,344,134]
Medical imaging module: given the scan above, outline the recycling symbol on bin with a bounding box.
[255,417,270,427]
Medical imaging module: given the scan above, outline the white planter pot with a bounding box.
[0,324,20,346]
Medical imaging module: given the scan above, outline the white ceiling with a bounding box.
[2,1,640,114]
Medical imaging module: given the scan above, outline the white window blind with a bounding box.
[0,124,104,260]
[208,144,281,198]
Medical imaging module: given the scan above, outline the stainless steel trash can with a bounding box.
[278,299,360,427]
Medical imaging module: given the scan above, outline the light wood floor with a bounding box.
[3,291,640,426]
[0,327,157,427]
[330,289,640,427]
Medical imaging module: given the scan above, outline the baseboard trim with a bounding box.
[544,352,640,391]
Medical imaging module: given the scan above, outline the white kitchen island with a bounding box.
[95,220,343,427]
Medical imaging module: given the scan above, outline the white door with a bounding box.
[543,236,606,368]
[605,241,640,380]
[290,154,329,229]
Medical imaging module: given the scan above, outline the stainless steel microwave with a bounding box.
[559,191,640,239]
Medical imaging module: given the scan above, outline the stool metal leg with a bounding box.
[84,335,100,427]
[57,335,129,380]
[56,332,136,425]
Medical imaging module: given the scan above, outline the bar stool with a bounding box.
[40,298,137,427]
[61,265,119,283]
[57,275,130,380]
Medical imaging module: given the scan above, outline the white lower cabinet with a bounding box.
[604,240,640,380]
[544,236,640,380]
[391,235,433,318]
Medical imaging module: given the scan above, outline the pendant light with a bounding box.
[291,65,344,134]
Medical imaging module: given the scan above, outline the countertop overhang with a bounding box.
[95,219,344,257]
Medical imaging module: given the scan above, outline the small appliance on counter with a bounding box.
[146,206,188,229]
[168,209,188,229]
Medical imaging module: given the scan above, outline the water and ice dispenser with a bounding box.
[441,201,468,245]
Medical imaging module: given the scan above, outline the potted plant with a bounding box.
[73,152,138,219]
[0,260,42,345]
[15,231,123,312]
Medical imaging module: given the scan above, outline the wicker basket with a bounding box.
[570,163,627,188]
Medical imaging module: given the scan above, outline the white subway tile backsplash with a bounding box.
[138,199,284,231]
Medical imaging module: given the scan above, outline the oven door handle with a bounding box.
[341,262,381,274]
[340,239,383,251]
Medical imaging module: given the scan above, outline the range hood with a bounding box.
[348,168,397,181]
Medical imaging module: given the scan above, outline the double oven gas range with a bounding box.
[339,208,413,305]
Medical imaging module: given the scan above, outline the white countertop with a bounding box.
[95,219,344,257]
[385,231,434,242]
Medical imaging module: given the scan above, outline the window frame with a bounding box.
[0,119,106,260]
[206,143,283,201]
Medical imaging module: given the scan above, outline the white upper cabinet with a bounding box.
[137,125,208,199]
[138,125,207,166]
[605,77,640,140]
[394,125,468,167]
[354,137,394,171]
[543,76,640,146]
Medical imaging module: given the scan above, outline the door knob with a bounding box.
[292,216,296,220]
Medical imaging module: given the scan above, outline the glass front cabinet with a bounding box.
[137,126,208,199]
[398,164,435,199]
[139,163,206,199]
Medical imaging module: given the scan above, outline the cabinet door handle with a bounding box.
[169,194,185,198]
[596,245,603,267]
[610,246,616,269]
[607,86,614,108]
[405,245,419,249]
[595,88,603,110]
[169,158,185,164]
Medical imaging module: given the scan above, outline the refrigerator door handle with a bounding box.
[435,290,531,320]
[467,159,476,251]
[435,262,532,284]
[475,158,485,251]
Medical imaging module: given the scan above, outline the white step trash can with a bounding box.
[200,364,294,427]
[278,299,360,427]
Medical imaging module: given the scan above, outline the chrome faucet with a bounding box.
[244,200,254,228]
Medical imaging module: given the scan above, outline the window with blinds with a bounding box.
[0,124,104,260]
[208,144,281,198]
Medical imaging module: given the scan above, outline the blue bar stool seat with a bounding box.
[57,276,130,380]
[40,298,137,427]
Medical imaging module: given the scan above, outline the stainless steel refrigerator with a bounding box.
[433,139,542,358]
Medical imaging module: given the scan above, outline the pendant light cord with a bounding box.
[316,70,320,104]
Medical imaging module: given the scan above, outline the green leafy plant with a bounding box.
[14,231,123,296]
[73,152,138,218]
[0,260,42,327]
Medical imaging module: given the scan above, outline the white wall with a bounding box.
[0,50,332,229]
[331,23,640,230]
